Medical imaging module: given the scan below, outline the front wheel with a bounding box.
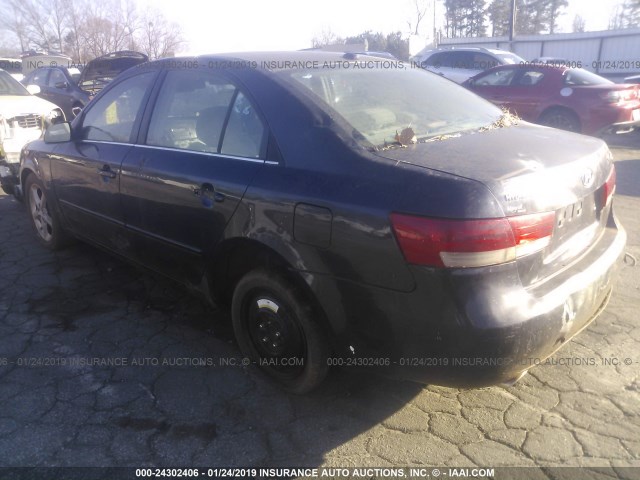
[231,269,330,394]
[25,174,69,250]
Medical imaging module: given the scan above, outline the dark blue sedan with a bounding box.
[17,52,626,393]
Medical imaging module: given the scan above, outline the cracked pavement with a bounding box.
[0,134,638,473]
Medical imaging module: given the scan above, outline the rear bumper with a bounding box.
[598,118,640,135]
[313,208,627,387]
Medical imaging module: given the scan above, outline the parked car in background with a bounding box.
[22,66,91,120]
[412,46,524,83]
[464,64,640,135]
[20,51,73,76]
[17,52,625,393]
[0,57,23,81]
[77,50,148,97]
[0,69,64,195]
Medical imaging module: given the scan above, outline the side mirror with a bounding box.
[44,122,71,143]
[26,84,41,95]
[55,81,69,90]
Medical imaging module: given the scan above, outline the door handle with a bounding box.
[193,183,225,204]
[97,165,117,179]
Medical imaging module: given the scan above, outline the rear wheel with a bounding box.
[539,108,580,133]
[25,174,69,250]
[231,269,329,394]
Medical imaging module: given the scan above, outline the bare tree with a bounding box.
[0,0,30,52]
[138,9,182,60]
[407,0,429,36]
[0,0,184,61]
[311,28,342,48]
[64,0,86,62]
[50,0,69,52]
[572,14,586,32]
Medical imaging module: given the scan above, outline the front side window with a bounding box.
[48,69,67,88]
[81,72,155,143]
[284,65,502,146]
[29,69,48,86]
[474,68,516,86]
[146,69,265,158]
[517,70,545,86]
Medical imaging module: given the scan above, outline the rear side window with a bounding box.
[146,69,265,158]
[471,53,500,71]
[564,69,613,86]
[82,72,155,143]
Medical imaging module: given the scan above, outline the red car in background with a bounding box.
[463,64,640,135]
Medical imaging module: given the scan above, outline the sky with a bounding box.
[145,0,621,55]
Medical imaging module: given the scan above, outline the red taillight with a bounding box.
[602,88,637,103]
[602,164,616,206]
[390,212,555,268]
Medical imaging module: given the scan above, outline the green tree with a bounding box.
[622,0,640,26]
[444,0,487,38]
[516,0,568,35]
[488,0,512,36]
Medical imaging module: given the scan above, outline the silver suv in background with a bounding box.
[412,46,524,83]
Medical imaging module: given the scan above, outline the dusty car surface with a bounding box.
[0,68,63,195]
[464,64,640,135]
[18,52,626,393]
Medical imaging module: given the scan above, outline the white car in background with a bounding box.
[0,57,23,81]
[0,68,64,195]
[412,46,524,83]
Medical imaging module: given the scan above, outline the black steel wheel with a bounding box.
[232,269,329,394]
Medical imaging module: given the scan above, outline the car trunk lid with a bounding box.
[376,123,615,287]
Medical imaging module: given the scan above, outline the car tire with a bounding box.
[231,269,330,394]
[25,174,70,250]
[539,108,581,133]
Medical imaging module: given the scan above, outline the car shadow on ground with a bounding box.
[0,193,425,468]
[602,131,640,150]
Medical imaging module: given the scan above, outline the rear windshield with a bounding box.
[0,70,29,95]
[281,65,504,146]
[564,69,613,86]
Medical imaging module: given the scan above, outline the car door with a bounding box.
[473,68,548,121]
[50,71,158,249]
[497,69,548,120]
[119,68,267,285]
[46,68,74,115]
